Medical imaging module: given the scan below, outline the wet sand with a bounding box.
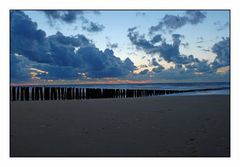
[10,95,230,157]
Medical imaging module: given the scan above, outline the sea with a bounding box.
[44,82,230,96]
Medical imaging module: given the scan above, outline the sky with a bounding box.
[10,10,230,84]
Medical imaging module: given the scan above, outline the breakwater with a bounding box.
[10,86,226,101]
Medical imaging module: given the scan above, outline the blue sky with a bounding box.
[10,10,230,84]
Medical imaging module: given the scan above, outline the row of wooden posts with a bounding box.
[10,86,223,101]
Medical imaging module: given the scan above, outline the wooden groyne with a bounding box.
[10,86,226,101]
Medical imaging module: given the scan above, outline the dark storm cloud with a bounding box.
[186,59,213,73]
[128,28,195,65]
[151,58,160,66]
[139,69,149,75]
[48,31,91,47]
[172,34,184,46]
[128,25,229,81]
[149,11,206,34]
[127,27,156,53]
[105,37,118,49]
[123,57,136,72]
[10,53,31,82]
[10,11,136,82]
[211,37,230,68]
[185,11,206,24]
[75,48,136,78]
[46,32,93,67]
[81,21,105,32]
[11,11,50,63]
[152,65,164,73]
[43,10,84,24]
[150,35,162,44]
[151,67,210,81]
[127,27,222,78]
[34,63,81,80]
[43,10,105,32]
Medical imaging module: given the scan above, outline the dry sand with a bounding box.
[10,95,230,157]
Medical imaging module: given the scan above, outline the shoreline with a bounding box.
[10,95,230,157]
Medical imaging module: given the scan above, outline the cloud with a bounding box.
[139,69,149,75]
[152,65,164,73]
[43,10,84,24]
[211,37,230,68]
[127,26,228,80]
[150,35,162,44]
[10,11,136,82]
[216,66,229,74]
[149,10,206,34]
[81,21,105,32]
[186,59,213,73]
[128,22,229,82]
[123,57,136,72]
[10,53,32,82]
[214,21,229,31]
[151,58,160,66]
[127,27,156,53]
[128,28,195,65]
[181,42,189,48]
[151,68,212,82]
[185,11,206,24]
[136,12,146,17]
[32,64,81,80]
[11,11,50,63]
[43,10,105,32]
[107,42,118,49]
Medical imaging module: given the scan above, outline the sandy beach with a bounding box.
[10,95,230,157]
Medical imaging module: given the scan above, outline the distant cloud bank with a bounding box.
[11,11,135,82]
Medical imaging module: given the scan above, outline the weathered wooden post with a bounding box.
[12,87,16,101]
[34,87,37,100]
[35,87,39,100]
[49,87,52,100]
[75,88,78,99]
[79,88,81,99]
[20,87,24,101]
[71,88,74,100]
[53,87,56,100]
[31,87,34,100]
[16,87,19,100]
[39,87,43,100]
[44,87,49,100]
[25,87,29,101]
[69,88,72,100]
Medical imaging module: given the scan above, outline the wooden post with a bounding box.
[12,87,16,101]
[25,87,29,101]
[20,87,24,101]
